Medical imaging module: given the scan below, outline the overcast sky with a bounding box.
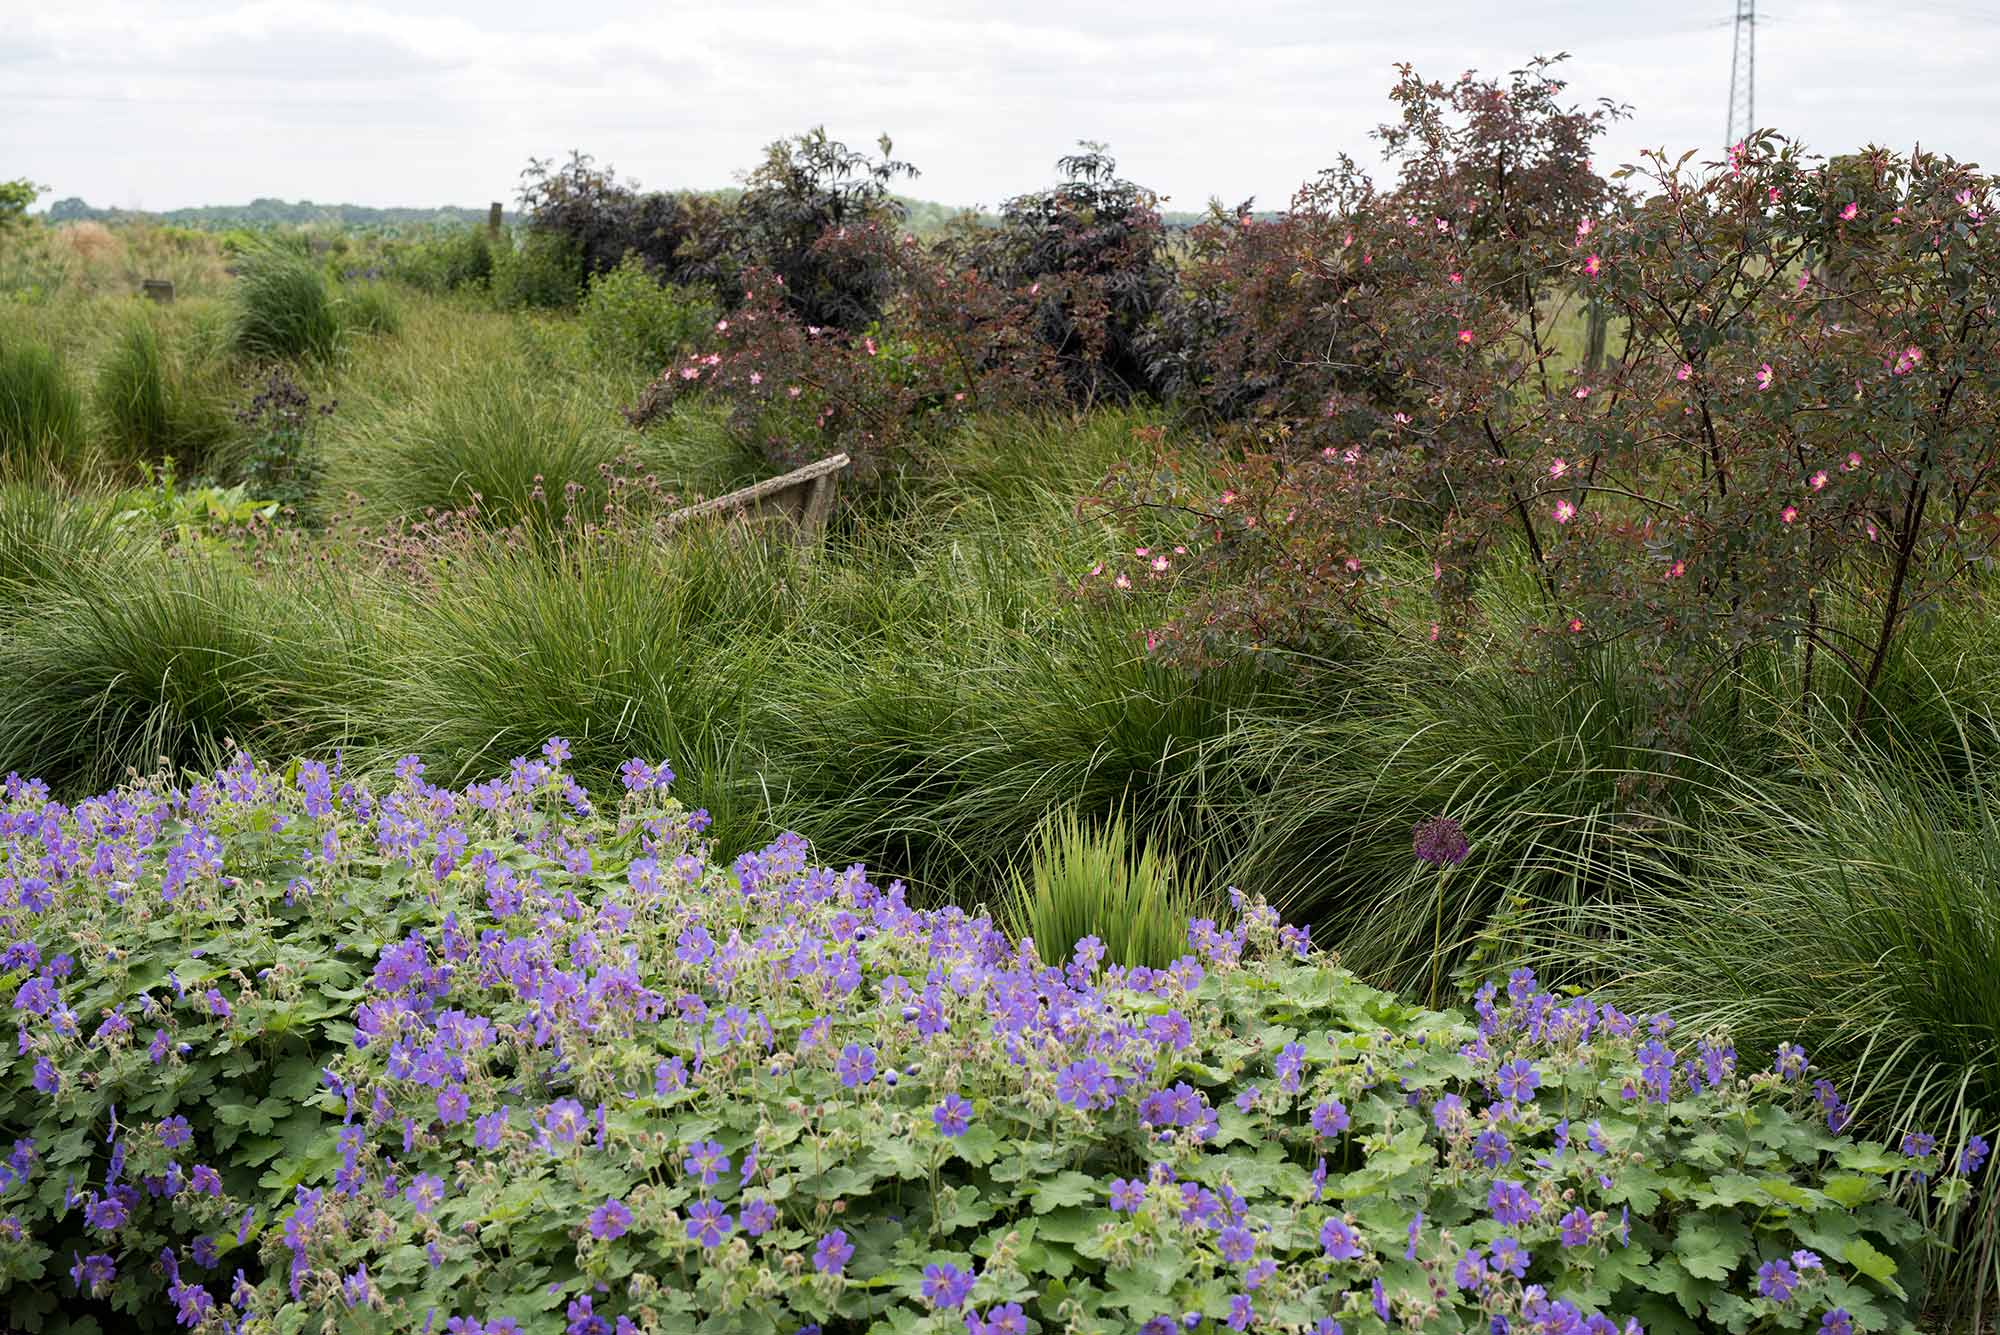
[4,0,1996,215]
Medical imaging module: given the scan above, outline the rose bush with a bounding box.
[1099,72,2000,742]
[624,226,1056,473]
[0,746,1982,1334]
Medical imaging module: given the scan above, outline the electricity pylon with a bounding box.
[1726,0,1756,146]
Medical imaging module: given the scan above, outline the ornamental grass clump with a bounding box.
[229,242,340,363]
[0,743,1982,1333]
[0,337,85,473]
[92,312,234,474]
[1004,805,1198,970]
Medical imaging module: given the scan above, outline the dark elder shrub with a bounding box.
[724,127,918,332]
[514,152,729,291]
[965,144,1176,403]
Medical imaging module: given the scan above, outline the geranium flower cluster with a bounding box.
[0,749,1976,1333]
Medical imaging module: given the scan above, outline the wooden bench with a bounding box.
[664,452,850,547]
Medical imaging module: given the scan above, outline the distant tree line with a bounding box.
[38,197,515,231]
[31,189,1271,237]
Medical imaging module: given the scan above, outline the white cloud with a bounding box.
[2,0,1993,212]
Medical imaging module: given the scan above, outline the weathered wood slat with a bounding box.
[665,452,851,546]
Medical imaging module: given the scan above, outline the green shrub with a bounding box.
[230,242,340,361]
[580,255,717,372]
[0,336,85,471]
[490,228,581,310]
[91,312,232,470]
[0,752,1970,1332]
[337,280,402,336]
[108,459,278,549]
[388,226,494,292]
[1004,805,1198,968]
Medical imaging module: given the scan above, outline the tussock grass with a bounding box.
[0,483,131,617]
[1004,805,1202,970]
[0,553,367,792]
[337,281,403,337]
[333,359,643,527]
[231,242,340,362]
[0,336,86,474]
[91,311,234,472]
[344,524,796,855]
[1216,644,1747,996]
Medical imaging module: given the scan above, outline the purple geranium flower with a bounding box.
[1311,1100,1350,1137]
[836,1043,877,1088]
[587,1198,631,1242]
[1319,1215,1362,1260]
[933,1094,972,1138]
[1756,1258,1800,1303]
[813,1229,853,1276]
[741,1197,777,1236]
[683,1139,729,1187]
[685,1199,732,1249]
[405,1172,446,1217]
[1487,1179,1540,1228]
[1488,1236,1530,1278]
[1495,1059,1541,1102]
[923,1262,974,1309]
